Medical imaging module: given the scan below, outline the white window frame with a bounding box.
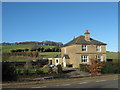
[55,58,59,65]
[82,45,87,51]
[81,56,88,63]
[96,45,101,52]
[97,56,103,62]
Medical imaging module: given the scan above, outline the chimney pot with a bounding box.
[86,30,89,32]
[84,30,90,41]
[85,30,90,34]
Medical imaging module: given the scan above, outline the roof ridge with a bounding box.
[62,35,107,47]
[75,37,81,43]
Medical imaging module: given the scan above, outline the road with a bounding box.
[47,78,118,88]
[2,74,119,88]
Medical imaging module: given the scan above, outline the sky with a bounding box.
[2,2,118,52]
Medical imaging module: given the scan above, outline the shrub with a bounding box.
[36,69,44,75]
[57,64,62,73]
[24,49,29,52]
[48,67,53,74]
[2,62,17,81]
[79,64,89,72]
[86,59,103,75]
[101,62,120,74]
[16,69,23,75]
[23,69,31,75]
[36,58,49,66]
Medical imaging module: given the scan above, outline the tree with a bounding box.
[86,58,103,76]
[2,62,17,81]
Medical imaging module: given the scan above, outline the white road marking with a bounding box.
[96,80,107,82]
[32,86,47,88]
[78,82,88,84]
[62,84,71,86]
[42,86,47,88]
[114,78,118,80]
[32,87,42,88]
[96,81,101,82]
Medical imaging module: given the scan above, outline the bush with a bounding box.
[79,64,89,72]
[16,69,23,75]
[23,69,31,75]
[2,62,17,81]
[36,69,44,75]
[101,62,120,74]
[57,64,62,73]
[48,67,53,74]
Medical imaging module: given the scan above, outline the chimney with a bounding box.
[84,30,90,41]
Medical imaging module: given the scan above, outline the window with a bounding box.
[81,56,88,63]
[55,58,59,65]
[96,46,101,52]
[97,56,103,62]
[82,45,87,51]
[49,60,52,65]
[56,59,58,63]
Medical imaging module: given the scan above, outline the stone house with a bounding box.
[48,30,107,68]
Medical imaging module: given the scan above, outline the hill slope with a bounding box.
[1,45,55,53]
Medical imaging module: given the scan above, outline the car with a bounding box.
[49,64,56,67]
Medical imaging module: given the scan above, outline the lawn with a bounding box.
[2,52,60,62]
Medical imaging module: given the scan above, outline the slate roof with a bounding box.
[63,35,107,47]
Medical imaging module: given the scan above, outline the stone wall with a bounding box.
[61,44,106,68]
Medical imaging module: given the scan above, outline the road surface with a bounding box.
[2,74,119,88]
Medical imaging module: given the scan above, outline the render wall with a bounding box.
[48,58,63,65]
[61,45,106,68]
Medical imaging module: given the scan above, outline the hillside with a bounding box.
[106,52,119,59]
[1,44,56,53]
[1,44,119,61]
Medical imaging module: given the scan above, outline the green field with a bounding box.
[106,52,119,59]
[1,45,60,62]
[3,57,26,62]
[39,52,60,58]
[1,45,119,62]
[1,44,55,53]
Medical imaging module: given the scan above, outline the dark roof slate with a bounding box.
[63,35,107,47]
[62,54,70,59]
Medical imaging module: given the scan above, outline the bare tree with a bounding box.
[86,58,103,76]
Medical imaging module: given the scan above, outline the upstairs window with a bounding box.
[82,45,87,51]
[96,46,101,52]
[81,56,88,63]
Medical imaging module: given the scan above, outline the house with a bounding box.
[48,30,107,68]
